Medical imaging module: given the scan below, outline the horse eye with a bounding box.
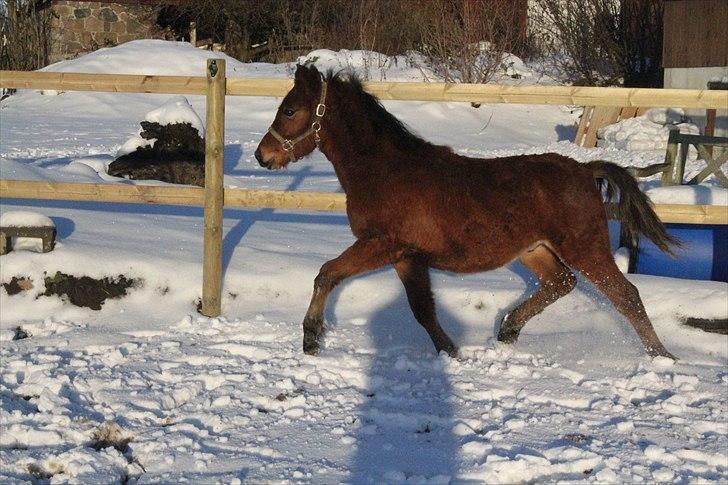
[283,108,296,117]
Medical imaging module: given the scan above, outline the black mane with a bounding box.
[326,71,453,157]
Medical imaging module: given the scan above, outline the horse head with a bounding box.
[255,64,327,170]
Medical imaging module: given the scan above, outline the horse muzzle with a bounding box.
[254,147,270,168]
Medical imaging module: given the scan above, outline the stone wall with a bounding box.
[49,1,167,63]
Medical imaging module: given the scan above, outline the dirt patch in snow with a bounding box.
[42,272,139,310]
[2,276,33,295]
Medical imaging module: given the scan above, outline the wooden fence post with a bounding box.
[202,58,226,317]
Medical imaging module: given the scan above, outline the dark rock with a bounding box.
[98,7,118,23]
[107,121,205,186]
[74,8,91,19]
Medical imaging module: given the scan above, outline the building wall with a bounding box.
[663,0,727,69]
[663,1,727,137]
[49,1,166,63]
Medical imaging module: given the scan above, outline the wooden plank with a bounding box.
[0,179,346,210]
[1,180,723,224]
[227,78,292,97]
[582,106,621,148]
[201,59,226,318]
[0,70,207,94]
[0,179,206,205]
[671,133,728,147]
[2,70,726,108]
[653,204,728,225]
[574,106,594,146]
[619,106,639,119]
[223,188,346,211]
[662,129,681,186]
[358,82,728,109]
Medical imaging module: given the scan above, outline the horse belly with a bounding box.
[427,233,524,273]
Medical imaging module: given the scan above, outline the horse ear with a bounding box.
[294,64,308,83]
[295,63,321,92]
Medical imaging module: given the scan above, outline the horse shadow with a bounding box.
[324,275,466,482]
[223,144,245,175]
[555,124,577,142]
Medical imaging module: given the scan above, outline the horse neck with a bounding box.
[317,91,392,195]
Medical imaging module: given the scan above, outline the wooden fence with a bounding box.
[1,63,727,316]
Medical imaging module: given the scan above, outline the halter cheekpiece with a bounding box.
[268,80,328,162]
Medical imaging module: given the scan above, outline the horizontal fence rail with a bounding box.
[2,70,727,108]
[0,180,347,212]
[1,180,724,225]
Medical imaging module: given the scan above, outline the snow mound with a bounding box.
[0,211,54,228]
[41,39,251,77]
[597,108,699,151]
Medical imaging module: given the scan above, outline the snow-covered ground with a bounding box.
[1,41,726,483]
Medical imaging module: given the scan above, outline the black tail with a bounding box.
[588,160,681,256]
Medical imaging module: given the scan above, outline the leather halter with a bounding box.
[268,81,328,162]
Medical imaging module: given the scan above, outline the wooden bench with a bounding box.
[0,225,56,255]
[661,129,728,187]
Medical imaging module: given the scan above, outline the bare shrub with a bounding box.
[417,0,526,84]
[0,0,51,71]
[531,0,663,87]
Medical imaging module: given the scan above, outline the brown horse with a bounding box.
[255,64,678,360]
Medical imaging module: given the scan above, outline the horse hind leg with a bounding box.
[394,256,458,357]
[498,244,576,344]
[559,242,675,359]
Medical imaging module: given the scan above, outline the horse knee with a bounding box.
[313,269,335,292]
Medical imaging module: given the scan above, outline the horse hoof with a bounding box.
[648,347,677,361]
[303,338,320,356]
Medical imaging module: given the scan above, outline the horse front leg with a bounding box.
[302,237,404,355]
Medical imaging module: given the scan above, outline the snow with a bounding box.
[646,185,728,206]
[1,40,727,483]
[597,108,700,151]
[0,211,54,228]
[143,95,204,136]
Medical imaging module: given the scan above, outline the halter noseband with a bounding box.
[268,80,328,162]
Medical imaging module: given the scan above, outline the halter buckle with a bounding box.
[316,103,326,117]
[281,139,294,151]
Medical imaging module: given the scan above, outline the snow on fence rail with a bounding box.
[1,69,727,107]
[1,62,727,316]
